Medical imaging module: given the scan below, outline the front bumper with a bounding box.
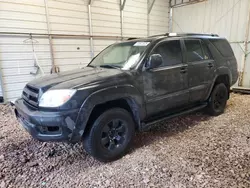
[15,98,79,142]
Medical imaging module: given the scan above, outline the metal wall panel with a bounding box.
[0,67,3,99]
[0,36,52,101]
[0,1,48,33]
[52,38,92,72]
[173,0,249,41]
[149,0,169,35]
[92,0,120,36]
[0,0,170,102]
[48,0,89,34]
[124,0,148,37]
[0,0,51,101]
[172,0,250,87]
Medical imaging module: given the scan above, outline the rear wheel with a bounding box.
[207,83,228,116]
[83,108,135,162]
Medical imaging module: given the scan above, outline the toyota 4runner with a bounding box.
[15,33,238,162]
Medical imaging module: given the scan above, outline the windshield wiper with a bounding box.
[87,64,96,68]
[99,64,121,69]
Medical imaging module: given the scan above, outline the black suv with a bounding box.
[15,33,238,162]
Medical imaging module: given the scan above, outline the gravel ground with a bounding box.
[0,93,250,188]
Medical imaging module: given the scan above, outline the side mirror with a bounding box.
[147,54,163,70]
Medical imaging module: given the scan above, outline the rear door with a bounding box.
[184,39,215,103]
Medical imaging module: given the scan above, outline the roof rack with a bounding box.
[149,33,219,38]
[169,33,219,37]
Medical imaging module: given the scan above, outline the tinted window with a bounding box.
[201,41,211,60]
[210,39,234,57]
[185,40,204,62]
[152,40,182,67]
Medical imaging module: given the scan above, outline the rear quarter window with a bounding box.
[210,39,234,57]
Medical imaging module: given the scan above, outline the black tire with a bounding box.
[207,83,228,116]
[83,108,135,162]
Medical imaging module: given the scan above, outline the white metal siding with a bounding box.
[124,0,148,37]
[0,37,52,101]
[172,0,250,87]
[0,0,51,101]
[0,0,170,102]
[149,0,169,35]
[52,38,91,71]
[0,1,48,33]
[48,0,89,34]
[0,68,3,98]
[92,0,121,36]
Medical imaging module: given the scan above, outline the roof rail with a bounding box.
[167,33,219,37]
[149,33,219,38]
[127,37,139,40]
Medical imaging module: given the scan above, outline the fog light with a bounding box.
[38,126,60,134]
[47,126,60,132]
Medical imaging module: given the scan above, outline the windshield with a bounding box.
[89,41,150,70]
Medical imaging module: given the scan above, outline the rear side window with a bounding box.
[185,40,204,62]
[201,41,211,60]
[152,40,182,67]
[210,39,234,57]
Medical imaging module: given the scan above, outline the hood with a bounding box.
[28,67,127,92]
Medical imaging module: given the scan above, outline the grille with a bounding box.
[22,85,40,107]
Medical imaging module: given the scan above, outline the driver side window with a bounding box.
[152,40,183,67]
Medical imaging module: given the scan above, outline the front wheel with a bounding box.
[83,108,135,162]
[207,83,229,116]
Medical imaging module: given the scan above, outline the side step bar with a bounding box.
[232,86,250,94]
[141,103,207,131]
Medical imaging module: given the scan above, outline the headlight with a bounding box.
[39,89,76,107]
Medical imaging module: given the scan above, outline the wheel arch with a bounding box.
[70,85,145,142]
[206,71,231,100]
[84,98,141,133]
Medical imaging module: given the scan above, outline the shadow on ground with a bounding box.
[132,111,212,150]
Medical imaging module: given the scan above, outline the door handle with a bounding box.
[180,66,187,73]
[208,63,214,68]
[180,70,187,73]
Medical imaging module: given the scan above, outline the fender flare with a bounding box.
[206,66,232,100]
[70,85,145,142]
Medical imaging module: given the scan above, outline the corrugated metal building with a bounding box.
[171,0,250,88]
[0,0,170,102]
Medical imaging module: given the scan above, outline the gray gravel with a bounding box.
[0,93,250,188]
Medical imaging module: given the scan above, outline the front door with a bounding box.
[184,39,216,103]
[143,39,189,116]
